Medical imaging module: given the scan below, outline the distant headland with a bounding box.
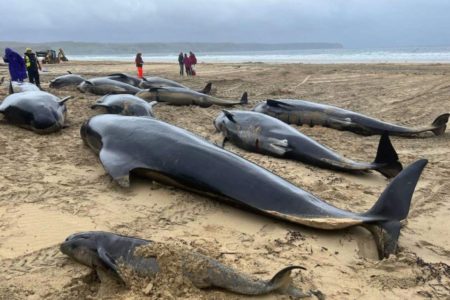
[0,41,343,55]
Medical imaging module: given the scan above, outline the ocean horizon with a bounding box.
[67,46,450,64]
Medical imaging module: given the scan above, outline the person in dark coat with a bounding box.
[178,52,184,76]
[3,48,27,82]
[24,48,42,88]
[183,54,191,76]
[135,53,144,78]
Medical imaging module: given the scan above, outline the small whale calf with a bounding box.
[91,94,156,117]
[60,231,314,298]
[77,78,142,95]
[49,71,86,89]
[253,99,449,137]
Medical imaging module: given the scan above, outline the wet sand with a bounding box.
[0,61,449,299]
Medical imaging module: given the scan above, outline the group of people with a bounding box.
[3,48,42,89]
[134,51,198,79]
[178,51,197,76]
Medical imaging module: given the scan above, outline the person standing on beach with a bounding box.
[178,52,184,76]
[135,53,144,78]
[24,48,42,89]
[189,51,197,76]
[183,53,191,76]
[3,48,27,83]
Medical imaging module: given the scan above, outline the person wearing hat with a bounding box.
[24,48,42,88]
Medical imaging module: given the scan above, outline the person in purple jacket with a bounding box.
[3,48,27,82]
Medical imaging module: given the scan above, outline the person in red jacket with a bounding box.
[189,51,197,76]
[135,53,144,78]
[183,53,192,76]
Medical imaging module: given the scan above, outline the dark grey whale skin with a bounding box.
[77,78,142,95]
[60,231,310,297]
[214,110,402,178]
[0,91,70,133]
[80,114,427,258]
[253,99,449,137]
[91,94,156,117]
[49,74,86,89]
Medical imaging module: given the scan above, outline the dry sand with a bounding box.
[0,61,449,299]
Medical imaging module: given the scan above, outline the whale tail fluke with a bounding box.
[200,82,212,94]
[266,266,313,298]
[431,113,449,136]
[373,132,403,178]
[240,92,248,105]
[364,159,428,258]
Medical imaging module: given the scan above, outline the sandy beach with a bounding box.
[0,61,449,299]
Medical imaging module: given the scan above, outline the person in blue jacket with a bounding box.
[3,48,27,82]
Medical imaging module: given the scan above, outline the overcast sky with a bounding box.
[1,0,449,48]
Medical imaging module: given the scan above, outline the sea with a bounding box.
[67,46,450,64]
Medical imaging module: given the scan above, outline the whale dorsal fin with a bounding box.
[149,87,167,92]
[108,73,127,78]
[266,99,293,108]
[223,110,236,123]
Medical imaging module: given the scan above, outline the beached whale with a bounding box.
[60,231,313,298]
[49,71,86,89]
[91,94,156,117]
[0,91,71,133]
[253,99,449,137]
[139,76,212,94]
[106,73,143,87]
[77,78,142,95]
[81,114,427,258]
[136,87,247,107]
[214,110,403,178]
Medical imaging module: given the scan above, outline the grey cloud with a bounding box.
[1,0,449,47]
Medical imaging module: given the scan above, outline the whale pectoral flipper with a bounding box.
[266,138,291,156]
[99,148,137,187]
[98,247,118,272]
[221,137,228,148]
[59,96,73,105]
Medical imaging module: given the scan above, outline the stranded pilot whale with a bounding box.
[81,114,427,258]
[49,71,86,89]
[139,76,213,94]
[60,231,314,298]
[0,91,72,133]
[77,78,142,95]
[136,87,247,107]
[91,94,156,117]
[253,99,449,137]
[214,110,403,178]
